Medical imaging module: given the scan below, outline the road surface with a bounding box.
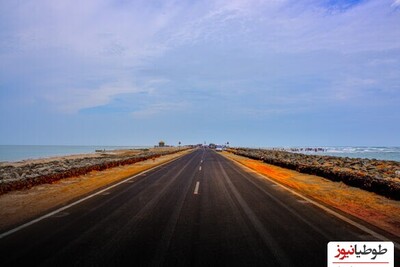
[0,148,398,266]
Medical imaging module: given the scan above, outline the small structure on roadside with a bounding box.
[158,140,165,147]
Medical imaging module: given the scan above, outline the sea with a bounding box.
[0,145,151,162]
[277,146,400,162]
[1,145,399,162]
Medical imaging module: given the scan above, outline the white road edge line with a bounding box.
[229,158,400,250]
[194,181,200,195]
[0,153,187,240]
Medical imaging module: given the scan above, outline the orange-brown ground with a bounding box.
[2,149,398,238]
[0,149,192,232]
[222,151,400,237]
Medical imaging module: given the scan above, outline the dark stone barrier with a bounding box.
[0,149,188,195]
[230,148,400,200]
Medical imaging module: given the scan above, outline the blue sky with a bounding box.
[0,0,399,147]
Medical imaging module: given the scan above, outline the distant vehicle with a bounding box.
[216,145,224,152]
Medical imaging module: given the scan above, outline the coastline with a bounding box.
[1,146,399,238]
[230,148,400,200]
[253,146,400,162]
[0,147,188,195]
[0,148,400,244]
[222,151,400,238]
[0,145,151,163]
[0,147,192,232]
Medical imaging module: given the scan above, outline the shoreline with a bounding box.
[229,148,400,200]
[244,146,400,162]
[0,147,189,195]
[1,148,398,241]
[222,151,400,238]
[0,145,152,163]
[0,148,192,232]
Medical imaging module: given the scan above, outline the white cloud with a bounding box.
[131,102,189,119]
[1,0,399,115]
[332,78,379,101]
[44,83,141,113]
[392,0,400,7]
[3,0,399,61]
[155,0,400,56]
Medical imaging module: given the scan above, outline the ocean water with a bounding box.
[2,145,399,162]
[0,145,150,162]
[290,146,400,162]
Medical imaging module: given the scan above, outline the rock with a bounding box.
[231,148,400,200]
[0,148,187,195]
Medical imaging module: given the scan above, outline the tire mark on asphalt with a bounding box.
[207,156,275,265]
[218,161,294,267]
[221,157,332,240]
[42,151,201,265]
[150,160,200,266]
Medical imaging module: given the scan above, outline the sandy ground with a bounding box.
[222,151,400,237]
[0,149,192,232]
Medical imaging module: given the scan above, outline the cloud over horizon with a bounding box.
[1,0,399,146]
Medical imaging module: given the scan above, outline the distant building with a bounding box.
[159,141,165,147]
[209,143,216,149]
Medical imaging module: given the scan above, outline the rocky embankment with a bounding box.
[0,148,187,195]
[230,148,400,200]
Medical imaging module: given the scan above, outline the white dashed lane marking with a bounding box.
[194,181,200,195]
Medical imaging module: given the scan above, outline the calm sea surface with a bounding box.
[0,145,150,162]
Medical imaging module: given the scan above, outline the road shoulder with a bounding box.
[221,151,400,239]
[0,149,193,232]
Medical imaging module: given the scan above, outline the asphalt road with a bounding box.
[0,148,398,266]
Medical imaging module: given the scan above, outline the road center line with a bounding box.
[199,166,202,171]
[194,181,200,195]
